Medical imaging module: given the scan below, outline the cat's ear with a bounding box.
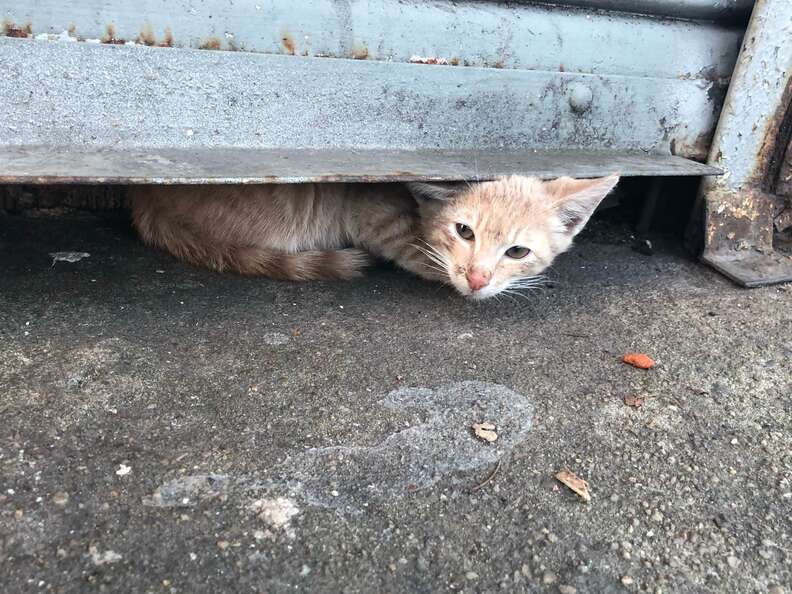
[405,182,459,203]
[544,174,620,236]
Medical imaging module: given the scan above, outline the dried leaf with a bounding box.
[472,422,498,443]
[621,353,655,369]
[555,469,591,502]
[623,395,644,408]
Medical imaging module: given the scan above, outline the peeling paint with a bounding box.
[3,20,31,38]
[280,31,295,55]
[351,43,368,60]
[198,37,221,50]
[102,24,124,45]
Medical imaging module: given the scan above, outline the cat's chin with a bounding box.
[456,285,502,301]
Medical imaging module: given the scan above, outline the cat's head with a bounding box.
[407,174,619,300]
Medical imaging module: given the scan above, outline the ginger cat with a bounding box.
[128,174,619,300]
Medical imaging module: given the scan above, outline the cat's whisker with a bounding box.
[419,263,450,277]
[411,240,450,271]
[500,289,533,302]
[496,291,518,304]
[507,275,551,291]
[411,246,448,271]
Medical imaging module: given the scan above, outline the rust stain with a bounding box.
[137,22,156,46]
[704,187,776,251]
[3,20,31,38]
[670,131,713,162]
[449,57,459,66]
[199,37,221,50]
[159,26,173,48]
[758,77,792,190]
[280,32,295,55]
[559,63,565,72]
[493,60,504,69]
[102,23,125,45]
[68,23,76,34]
[351,43,368,60]
[777,137,792,197]
[409,56,449,65]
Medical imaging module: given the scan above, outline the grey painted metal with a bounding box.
[1,0,743,80]
[0,145,721,185]
[0,38,724,158]
[698,0,792,286]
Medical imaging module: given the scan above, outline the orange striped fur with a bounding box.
[128,174,618,299]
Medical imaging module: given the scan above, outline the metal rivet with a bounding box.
[568,84,593,113]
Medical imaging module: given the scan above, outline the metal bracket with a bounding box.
[697,0,792,287]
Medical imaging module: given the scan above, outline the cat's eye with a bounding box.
[456,223,475,240]
[505,246,531,259]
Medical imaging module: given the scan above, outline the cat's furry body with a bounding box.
[129,175,618,299]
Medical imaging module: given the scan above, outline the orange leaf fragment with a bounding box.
[621,353,655,369]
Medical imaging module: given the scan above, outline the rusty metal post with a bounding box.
[699,0,792,286]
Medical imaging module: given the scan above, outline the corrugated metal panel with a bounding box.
[0,38,722,156]
[1,0,742,79]
[0,0,743,183]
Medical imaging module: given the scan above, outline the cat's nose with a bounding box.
[466,271,490,292]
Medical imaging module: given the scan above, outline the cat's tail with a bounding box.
[130,203,370,281]
[220,245,371,280]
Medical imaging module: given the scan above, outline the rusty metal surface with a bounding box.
[701,250,792,287]
[0,38,727,160]
[1,0,744,80]
[696,0,792,287]
[701,2,791,196]
[777,137,792,197]
[0,146,720,185]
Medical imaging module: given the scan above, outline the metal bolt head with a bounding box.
[568,84,593,113]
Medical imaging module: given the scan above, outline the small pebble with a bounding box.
[542,571,557,585]
[52,492,69,506]
[621,576,634,586]
[726,555,740,569]
[465,571,479,580]
[559,586,577,594]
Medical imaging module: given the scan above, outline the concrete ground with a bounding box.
[0,208,790,594]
